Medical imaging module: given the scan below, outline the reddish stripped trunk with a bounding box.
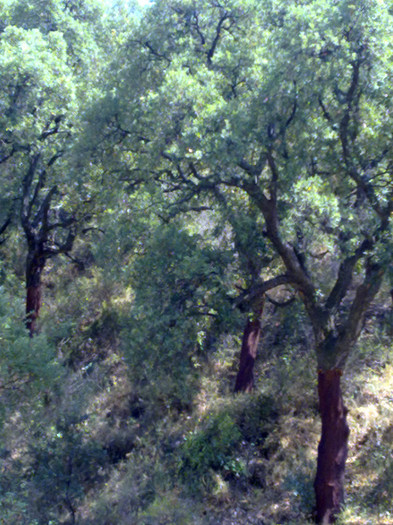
[314,369,349,524]
[234,297,264,393]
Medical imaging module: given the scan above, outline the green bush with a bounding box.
[179,411,244,491]
[233,393,277,447]
[27,420,107,524]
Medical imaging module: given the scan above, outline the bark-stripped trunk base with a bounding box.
[26,284,42,337]
[314,369,349,524]
[234,313,262,393]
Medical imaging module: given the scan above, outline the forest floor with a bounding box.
[1,270,393,525]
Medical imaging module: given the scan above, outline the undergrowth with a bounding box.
[1,269,392,525]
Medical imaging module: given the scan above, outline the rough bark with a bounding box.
[25,253,45,337]
[234,297,264,393]
[314,369,349,524]
[20,156,77,337]
[26,284,42,337]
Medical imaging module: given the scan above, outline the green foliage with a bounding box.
[2,1,393,523]
[25,418,107,523]
[138,492,200,525]
[234,392,277,446]
[0,286,62,424]
[179,411,243,490]
[104,0,393,320]
[283,460,315,514]
[178,393,276,492]
[0,24,76,152]
[82,427,178,524]
[121,222,232,409]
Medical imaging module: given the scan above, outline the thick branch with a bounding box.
[283,82,297,130]
[267,151,278,205]
[48,225,77,256]
[335,263,384,366]
[192,13,206,45]
[266,293,296,308]
[21,154,41,239]
[238,151,267,177]
[38,115,64,141]
[0,213,12,245]
[318,97,337,130]
[141,40,171,64]
[32,185,58,235]
[0,143,15,165]
[233,274,293,311]
[325,238,372,311]
[206,12,230,64]
[338,56,387,219]
[242,180,312,288]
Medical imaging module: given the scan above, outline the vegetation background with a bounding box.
[1,0,393,523]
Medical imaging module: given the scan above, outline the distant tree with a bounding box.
[0,0,106,335]
[99,0,393,521]
[211,188,279,393]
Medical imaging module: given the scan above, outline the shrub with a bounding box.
[179,411,244,491]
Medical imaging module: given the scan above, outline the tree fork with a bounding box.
[314,368,349,524]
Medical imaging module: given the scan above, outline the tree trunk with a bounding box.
[314,369,349,524]
[234,297,264,393]
[25,252,44,337]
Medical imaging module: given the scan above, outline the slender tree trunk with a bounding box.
[25,251,44,337]
[314,369,349,524]
[234,296,265,393]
